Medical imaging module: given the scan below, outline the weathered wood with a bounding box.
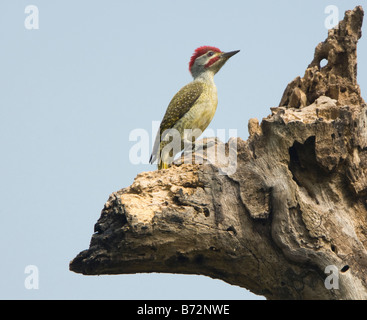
[70,6,367,299]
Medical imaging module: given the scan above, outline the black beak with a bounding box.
[221,50,240,59]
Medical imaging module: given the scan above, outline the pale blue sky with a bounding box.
[0,0,366,299]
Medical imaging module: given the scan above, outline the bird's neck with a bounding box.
[194,70,216,85]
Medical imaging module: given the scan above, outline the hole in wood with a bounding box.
[341,265,350,272]
[320,58,328,68]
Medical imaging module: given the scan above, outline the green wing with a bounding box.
[150,81,204,164]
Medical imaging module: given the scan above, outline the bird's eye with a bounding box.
[207,51,214,57]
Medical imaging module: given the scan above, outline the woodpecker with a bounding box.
[150,46,240,169]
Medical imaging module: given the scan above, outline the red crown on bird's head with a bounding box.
[189,46,221,73]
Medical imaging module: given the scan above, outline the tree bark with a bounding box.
[70,6,367,300]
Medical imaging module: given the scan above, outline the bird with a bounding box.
[150,46,240,169]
